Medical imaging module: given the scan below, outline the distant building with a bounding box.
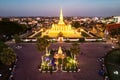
[114,16,120,23]
[92,17,99,21]
[106,24,120,32]
[0,18,2,21]
[20,22,27,25]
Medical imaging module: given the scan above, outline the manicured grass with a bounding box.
[81,31,90,37]
[33,32,42,38]
[105,49,120,80]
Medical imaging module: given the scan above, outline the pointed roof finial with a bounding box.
[45,47,50,56]
[58,8,64,24]
[60,8,63,20]
[58,46,63,54]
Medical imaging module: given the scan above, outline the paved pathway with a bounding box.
[9,42,112,80]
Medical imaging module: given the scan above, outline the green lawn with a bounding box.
[81,31,90,37]
[105,48,120,80]
[33,32,42,38]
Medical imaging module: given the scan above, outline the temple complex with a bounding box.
[41,9,81,38]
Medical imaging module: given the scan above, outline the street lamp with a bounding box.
[112,46,115,48]
[0,74,2,77]
[114,71,119,75]
[9,68,12,71]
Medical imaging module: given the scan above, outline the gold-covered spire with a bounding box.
[58,8,64,24]
[41,8,81,38]
[60,8,63,21]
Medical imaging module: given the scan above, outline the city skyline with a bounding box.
[0,0,120,17]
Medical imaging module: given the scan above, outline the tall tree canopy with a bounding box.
[70,42,80,57]
[36,37,50,52]
[71,21,80,28]
[0,48,16,65]
[0,21,27,41]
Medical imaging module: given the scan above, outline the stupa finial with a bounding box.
[58,46,63,54]
[58,8,64,24]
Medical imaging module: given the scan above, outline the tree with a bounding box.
[70,42,80,57]
[0,21,27,41]
[71,21,80,28]
[0,48,16,65]
[36,37,50,52]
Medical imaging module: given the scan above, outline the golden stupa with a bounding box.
[41,8,81,38]
[54,46,65,59]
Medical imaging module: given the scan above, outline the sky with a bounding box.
[0,0,120,17]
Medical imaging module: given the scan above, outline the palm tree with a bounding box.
[36,37,50,52]
[0,48,16,65]
[70,42,80,57]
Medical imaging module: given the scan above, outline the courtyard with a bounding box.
[9,42,112,80]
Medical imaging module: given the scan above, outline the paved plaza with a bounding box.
[10,42,112,80]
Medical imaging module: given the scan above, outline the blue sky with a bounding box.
[0,0,120,17]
